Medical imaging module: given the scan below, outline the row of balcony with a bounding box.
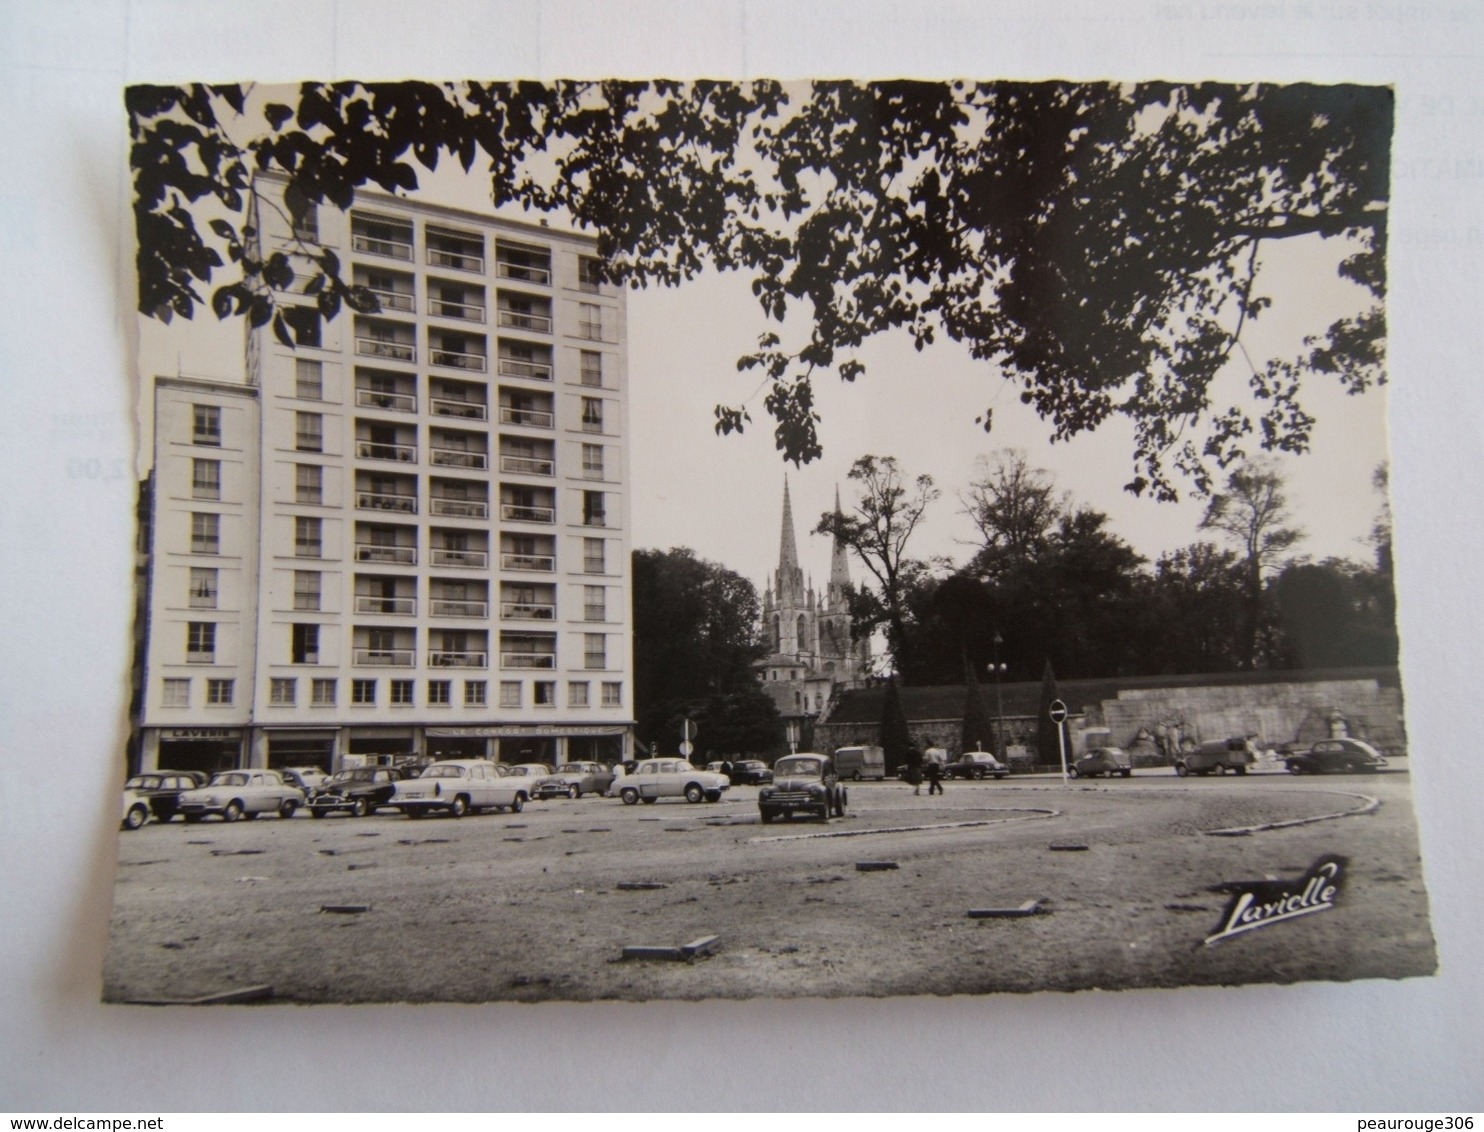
[350,445,559,476]
[352,545,560,572]
[350,229,556,288]
[351,597,560,619]
[354,390,558,430]
[355,494,557,523]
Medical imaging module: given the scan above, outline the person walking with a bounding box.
[904,744,924,795]
[925,758,944,795]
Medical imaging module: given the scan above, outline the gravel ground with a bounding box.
[102,770,1435,1003]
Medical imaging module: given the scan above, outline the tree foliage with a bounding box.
[879,678,916,775]
[128,79,1391,498]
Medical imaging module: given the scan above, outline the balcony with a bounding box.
[352,649,415,667]
[431,548,489,569]
[496,259,551,286]
[430,448,488,470]
[501,602,556,620]
[185,650,215,665]
[351,233,413,261]
[502,553,555,572]
[497,309,553,334]
[501,503,555,524]
[429,650,488,668]
[427,236,484,272]
[501,652,556,669]
[365,287,414,313]
[355,544,416,565]
[356,490,416,514]
[431,598,489,618]
[355,596,416,615]
[500,455,554,477]
[429,297,485,322]
[356,388,416,413]
[356,337,415,363]
[429,348,487,372]
[430,397,487,421]
[499,406,553,429]
[497,357,552,381]
[430,497,489,519]
[356,441,417,463]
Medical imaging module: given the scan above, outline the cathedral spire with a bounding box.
[778,476,800,578]
[828,485,852,597]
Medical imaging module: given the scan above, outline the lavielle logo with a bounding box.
[1204,855,1345,946]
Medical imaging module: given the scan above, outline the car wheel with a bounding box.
[1175,763,1189,777]
[1233,765,1247,776]
[511,793,526,813]
[568,785,581,800]
[1121,769,1132,778]
[705,791,721,802]
[279,799,298,819]
[973,767,985,780]
[1069,766,1080,778]
[641,796,658,805]
[621,788,639,806]
[310,806,327,818]
[183,813,204,824]
[684,784,705,804]
[759,810,775,824]
[447,795,469,818]
[223,801,244,823]
[351,797,370,818]
[853,770,863,782]
[124,805,148,830]
[1287,761,1302,774]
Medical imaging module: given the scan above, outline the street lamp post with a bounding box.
[990,631,1008,764]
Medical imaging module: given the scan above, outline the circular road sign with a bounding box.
[1048,699,1068,723]
[679,740,695,757]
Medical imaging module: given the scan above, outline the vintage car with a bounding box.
[1071,747,1133,778]
[1283,738,1389,774]
[500,763,554,791]
[758,753,847,823]
[307,767,406,817]
[120,771,206,828]
[727,759,774,786]
[942,750,1011,780]
[615,758,730,805]
[1175,737,1258,777]
[177,769,305,822]
[533,762,616,799]
[391,759,528,817]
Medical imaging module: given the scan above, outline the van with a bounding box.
[833,745,887,781]
[1175,737,1257,777]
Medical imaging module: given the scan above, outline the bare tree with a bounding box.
[960,449,1068,578]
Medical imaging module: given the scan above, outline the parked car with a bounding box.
[1283,738,1388,774]
[533,762,616,799]
[279,767,327,795]
[1175,738,1258,777]
[120,771,206,828]
[391,760,528,817]
[177,769,305,822]
[501,763,555,792]
[833,745,887,781]
[943,750,1010,780]
[307,767,406,817]
[727,759,774,786]
[1071,747,1133,778]
[615,759,730,805]
[758,753,847,823]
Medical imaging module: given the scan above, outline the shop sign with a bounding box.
[164,728,241,740]
[426,725,629,738]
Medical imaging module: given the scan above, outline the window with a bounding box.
[390,679,414,706]
[206,679,234,705]
[291,203,319,242]
[584,585,605,622]
[295,412,323,452]
[580,396,603,433]
[295,358,324,400]
[295,516,322,558]
[293,570,321,611]
[286,306,322,347]
[192,458,220,500]
[584,633,607,670]
[270,678,296,705]
[602,681,622,708]
[581,443,604,480]
[582,491,606,527]
[464,680,487,706]
[162,678,190,707]
[295,463,323,504]
[190,512,220,555]
[189,567,218,609]
[352,678,377,705]
[534,681,556,706]
[193,404,221,446]
[578,302,602,340]
[579,350,602,387]
[292,623,320,664]
[311,678,337,706]
[568,681,589,708]
[428,680,452,706]
[578,255,604,292]
[583,537,605,574]
[186,622,215,663]
[499,681,521,708]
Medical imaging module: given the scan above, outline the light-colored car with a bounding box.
[120,771,205,828]
[177,769,305,822]
[391,759,529,817]
[615,758,730,805]
[533,762,615,799]
[1071,746,1133,778]
[501,763,555,792]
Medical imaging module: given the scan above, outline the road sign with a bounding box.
[681,719,697,742]
[679,740,694,757]
[1048,699,1068,724]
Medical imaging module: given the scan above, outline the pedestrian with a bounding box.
[905,744,923,795]
[925,758,943,795]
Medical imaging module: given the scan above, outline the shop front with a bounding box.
[149,728,245,775]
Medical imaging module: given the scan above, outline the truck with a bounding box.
[1174,737,1258,777]
[832,744,887,781]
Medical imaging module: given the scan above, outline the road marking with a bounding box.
[1202,790,1381,836]
[749,809,1057,842]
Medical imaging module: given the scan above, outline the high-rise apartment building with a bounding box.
[136,174,633,774]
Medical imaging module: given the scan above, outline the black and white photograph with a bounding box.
[105,77,1435,1004]
[3,0,1483,1115]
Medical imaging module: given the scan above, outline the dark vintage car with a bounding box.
[1283,738,1388,774]
[120,771,206,828]
[307,766,406,817]
[942,750,1010,780]
[533,762,616,799]
[727,759,774,786]
[1070,747,1133,778]
[758,753,847,823]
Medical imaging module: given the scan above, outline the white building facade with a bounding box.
[137,176,634,774]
